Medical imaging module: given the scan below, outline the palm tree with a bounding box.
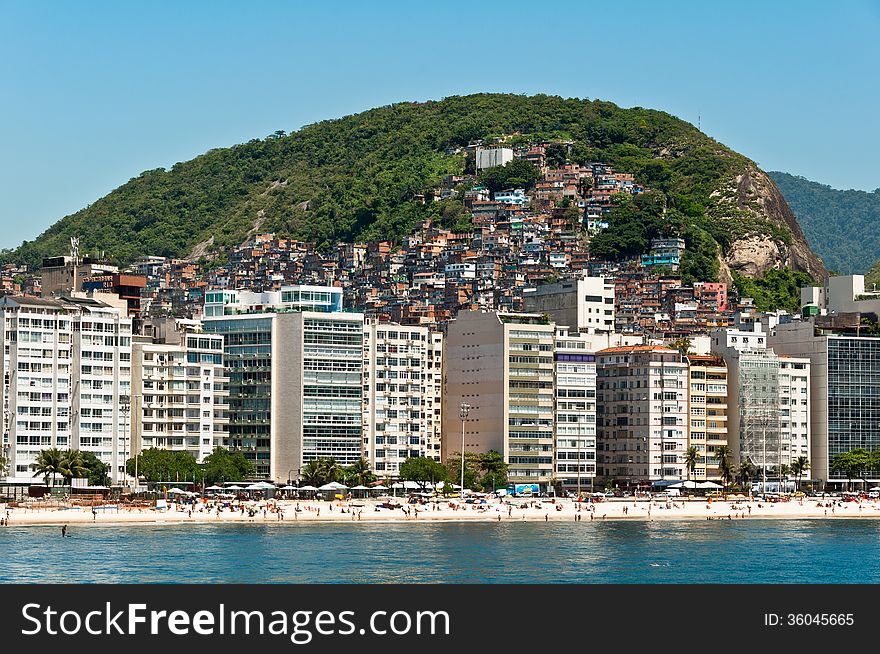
[317,457,342,485]
[790,456,810,492]
[60,449,88,487]
[715,445,733,495]
[31,447,64,487]
[301,460,323,486]
[777,464,792,493]
[684,446,699,481]
[344,457,375,486]
[738,460,756,496]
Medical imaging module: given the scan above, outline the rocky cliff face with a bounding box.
[712,166,827,285]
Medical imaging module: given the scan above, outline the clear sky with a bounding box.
[1,0,878,250]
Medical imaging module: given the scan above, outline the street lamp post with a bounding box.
[459,402,471,497]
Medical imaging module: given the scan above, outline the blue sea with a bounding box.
[3,520,880,583]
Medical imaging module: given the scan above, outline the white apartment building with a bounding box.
[711,319,811,477]
[0,296,132,484]
[596,345,689,487]
[476,147,514,171]
[362,321,442,477]
[131,319,229,464]
[522,273,615,333]
[553,327,597,492]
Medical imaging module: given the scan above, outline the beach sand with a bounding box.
[2,496,878,527]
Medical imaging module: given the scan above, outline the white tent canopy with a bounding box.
[350,485,371,490]
[318,482,348,491]
[697,481,723,489]
[298,485,319,491]
[668,480,698,489]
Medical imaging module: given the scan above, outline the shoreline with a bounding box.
[3,498,878,527]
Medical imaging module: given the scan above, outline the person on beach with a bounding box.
[61,524,68,537]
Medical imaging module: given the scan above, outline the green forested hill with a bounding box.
[769,171,880,275]
[8,94,789,273]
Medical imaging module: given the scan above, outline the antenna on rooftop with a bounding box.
[698,114,701,132]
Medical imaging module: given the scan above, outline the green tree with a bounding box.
[737,460,756,495]
[317,457,343,485]
[344,457,377,487]
[126,448,199,484]
[790,456,810,491]
[478,450,509,491]
[714,445,733,494]
[830,449,874,491]
[684,446,699,481]
[202,447,255,486]
[777,463,792,491]
[444,451,481,491]
[31,447,65,487]
[59,449,88,486]
[81,451,111,487]
[479,158,541,193]
[301,460,324,487]
[399,457,448,490]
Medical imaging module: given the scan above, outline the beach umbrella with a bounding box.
[280,485,297,490]
[226,485,243,490]
[697,481,722,489]
[298,485,319,491]
[246,484,265,490]
[371,485,388,491]
[350,485,370,490]
[318,483,339,491]
[167,487,187,494]
[206,485,224,491]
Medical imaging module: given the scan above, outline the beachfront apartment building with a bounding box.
[595,345,689,488]
[553,327,598,493]
[770,320,875,486]
[711,322,811,481]
[685,355,728,481]
[0,295,132,484]
[130,318,229,465]
[362,320,442,477]
[202,285,363,483]
[442,310,556,490]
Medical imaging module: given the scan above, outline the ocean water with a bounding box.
[3,520,880,583]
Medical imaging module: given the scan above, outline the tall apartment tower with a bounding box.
[711,322,811,481]
[685,355,728,481]
[204,292,364,483]
[770,319,871,486]
[553,327,598,492]
[596,345,689,487]
[131,319,229,465]
[362,320,441,477]
[443,310,556,491]
[0,296,132,483]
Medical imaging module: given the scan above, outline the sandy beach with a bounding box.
[3,496,879,526]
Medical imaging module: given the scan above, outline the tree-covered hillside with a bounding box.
[769,171,880,275]
[8,94,788,275]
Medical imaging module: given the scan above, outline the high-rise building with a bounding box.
[522,273,615,333]
[0,296,132,483]
[685,355,728,481]
[442,310,556,490]
[204,294,364,483]
[770,320,874,486]
[362,320,441,477]
[131,319,229,465]
[712,320,811,484]
[596,345,689,487]
[553,327,598,493]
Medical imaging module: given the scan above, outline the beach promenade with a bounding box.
[2,496,878,527]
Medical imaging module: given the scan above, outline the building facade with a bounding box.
[0,296,132,484]
[685,355,728,481]
[443,310,556,490]
[596,346,689,487]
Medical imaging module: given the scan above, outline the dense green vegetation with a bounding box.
[7,94,767,273]
[770,171,880,275]
[731,268,814,313]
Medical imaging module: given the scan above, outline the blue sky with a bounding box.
[1,0,878,250]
